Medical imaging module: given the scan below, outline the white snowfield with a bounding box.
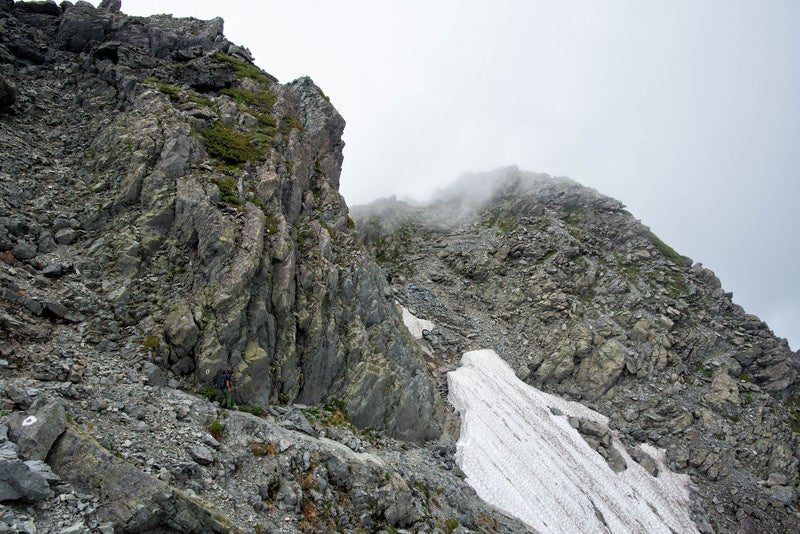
[448,349,698,534]
[401,306,435,339]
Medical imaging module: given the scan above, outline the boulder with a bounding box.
[188,445,214,466]
[37,231,57,253]
[0,460,51,502]
[11,240,36,260]
[706,371,740,406]
[0,75,16,108]
[43,301,85,323]
[573,339,626,399]
[7,400,66,461]
[98,0,121,12]
[13,1,62,16]
[5,382,34,409]
[376,472,416,527]
[54,227,78,245]
[48,428,231,532]
[57,3,113,53]
[164,304,199,360]
[142,361,167,387]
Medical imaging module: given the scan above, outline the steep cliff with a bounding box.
[353,166,800,533]
[0,0,440,441]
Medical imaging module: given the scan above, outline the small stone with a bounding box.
[766,472,788,488]
[142,361,167,387]
[0,74,16,108]
[5,382,34,409]
[189,445,214,465]
[42,263,65,278]
[7,400,67,461]
[201,434,220,449]
[770,485,797,505]
[23,460,61,482]
[54,228,78,245]
[60,520,90,534]
[0,460,51,502]
[12,241,37,261]
[38,231,57,254]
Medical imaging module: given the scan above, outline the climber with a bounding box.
[216,368,234,408]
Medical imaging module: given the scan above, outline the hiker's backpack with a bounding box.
[216,370,231,390]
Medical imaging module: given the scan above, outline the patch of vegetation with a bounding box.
[302,498,317,521]
[200,388,218,402]
[314,156,325,176]
[565,207,584,227]
[346,215,355,229]
[188,95,213,107]
[208,419,223,440]
[445,518,459,533]
[661,270,690,301]
[302,399,352,429]
[646,230,685,265]
[279,114,304,136]
[478,514,499,532]
[696,364,713,378]
[214,53,272,84]
[278,392,289,404]
[738,372,749,382]
[249,442,275,456]
[787,398,800,433]
[157,83,182,101]
[264,211,280,234]
[712,432,726,440]
[211,176,241,206]
[201,122,265,164]
[482,208,518,233]
[300,468,315,490]
[142,335,160,350]
[219,87,276,112]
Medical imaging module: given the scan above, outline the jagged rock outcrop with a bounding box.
[0,0,440,442]
[353,166,800,533]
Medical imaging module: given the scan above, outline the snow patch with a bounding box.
[401,306,435,339]
[448,349,698,534]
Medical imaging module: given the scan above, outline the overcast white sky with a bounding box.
[112,1,799,350]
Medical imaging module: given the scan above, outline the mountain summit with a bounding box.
[353,166,800,532]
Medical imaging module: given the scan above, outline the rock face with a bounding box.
[0,0,440,442]
[353,166,800,533]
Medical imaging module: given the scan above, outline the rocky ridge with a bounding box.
[0,1,527,532]
[353,166,800,533]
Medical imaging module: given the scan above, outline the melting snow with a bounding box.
[401,306,435,339]
[448,349,698,534]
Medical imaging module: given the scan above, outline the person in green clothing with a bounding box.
[216,368,234,408]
